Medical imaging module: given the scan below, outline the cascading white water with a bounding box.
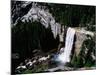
[57,27,75,64]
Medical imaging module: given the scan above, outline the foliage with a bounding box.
[39,3,95,31]
[71,35,96,68]
[11,21,59,73]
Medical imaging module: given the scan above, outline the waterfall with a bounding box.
[57,27,75,64]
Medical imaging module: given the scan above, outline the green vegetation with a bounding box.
[12,21,58,57]
[38,3,95,31]
[71,35,96,68]
[12,21,59,73]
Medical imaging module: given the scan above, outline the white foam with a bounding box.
[57,27,75,64]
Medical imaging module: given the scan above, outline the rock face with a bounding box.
[74,29,87,56]
[12,1,61,39]
[11,1,33,25]
[71,28,95,68]
[11,2,62,73]
[74,28,95,56]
